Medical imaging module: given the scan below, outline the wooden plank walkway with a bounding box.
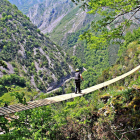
[0,65,140,116]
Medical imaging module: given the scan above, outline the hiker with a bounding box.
[75,68,84,94]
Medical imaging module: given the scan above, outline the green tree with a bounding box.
[72,0,140,49]
[0,60,7,68]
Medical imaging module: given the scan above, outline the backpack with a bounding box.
[75,72,80,80]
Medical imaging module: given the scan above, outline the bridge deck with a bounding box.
[0,65,140,116]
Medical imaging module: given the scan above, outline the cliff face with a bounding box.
[8,0,45,14]
[49,7,93,46]
[27,0,75,34]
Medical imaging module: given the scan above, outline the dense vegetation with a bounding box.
[98,28,140,84]
[72,0,140,49]
[53,0,140,93]
[0,75,140,139]
[1,24,140,139]
[0,0,71,93]
[7,0,112,92]
[50,9,117,91]
[0,0,140,139]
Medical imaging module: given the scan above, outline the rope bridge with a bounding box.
[0,65,140,116]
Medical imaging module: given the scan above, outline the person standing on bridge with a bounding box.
[75,68,84,94]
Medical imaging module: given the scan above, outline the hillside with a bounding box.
[0,1,140,139]
[0,0,73,93]
[97,28,140,85]
[0,33,140,139]
[7,0,110,85]
[28,0,76,35]
[49,6,93,46]
[9,0,93,46]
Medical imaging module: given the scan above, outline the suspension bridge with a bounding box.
[0,65,140,116]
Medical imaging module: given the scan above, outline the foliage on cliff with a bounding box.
[0,0,71,92]
[1,28,140,139]
[1,0,140,139]
[0,86,140,139]
[72,0,140,49]
[98,27,140,85]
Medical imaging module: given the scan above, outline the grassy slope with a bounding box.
[50,6,80,45]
